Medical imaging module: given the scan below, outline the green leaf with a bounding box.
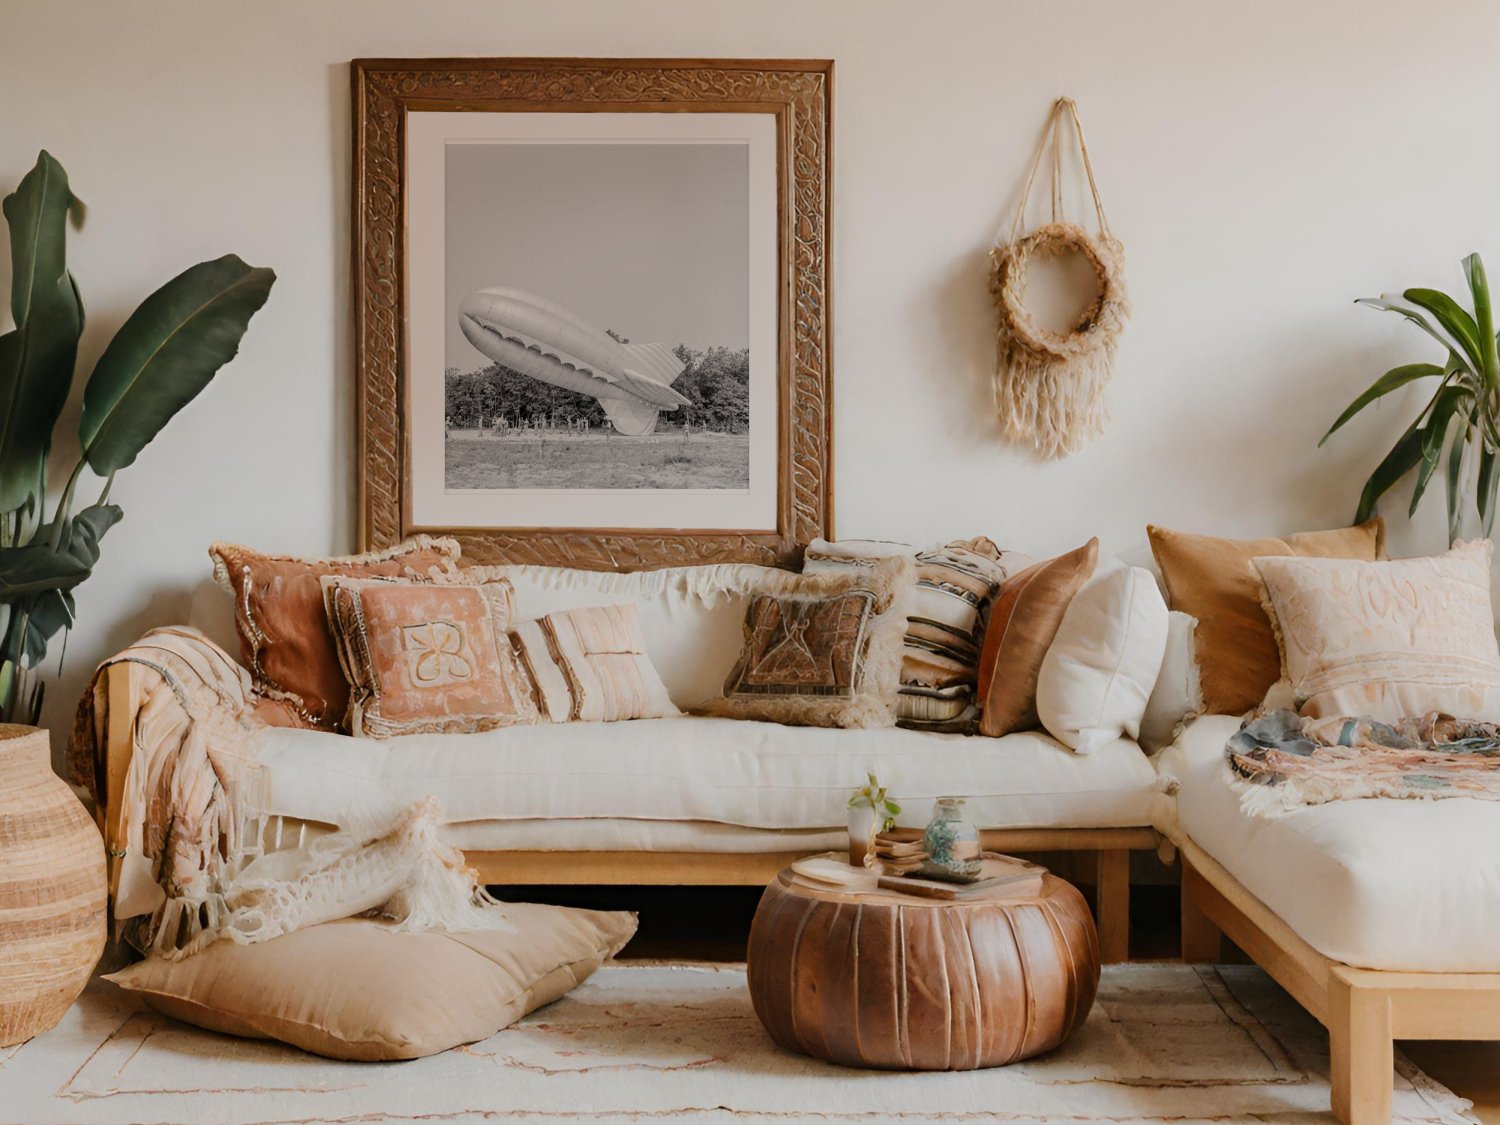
[1357,295,1474,368]
[79,254,275,474]
[1410,387,1469,517]
[1462,253,1499,389]
[1446,416,1469,544]
[55,503,121,568]
[0,542,90,598]
[1481,447,1500,536]
[1404,287,1484,372]
[0,151,84,512]
[1320,363,1443,445]
[1355,422,1426,523]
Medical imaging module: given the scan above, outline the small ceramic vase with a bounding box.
[847,804,878,866]
[921,797,983,882]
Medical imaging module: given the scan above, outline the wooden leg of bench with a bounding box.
[1094,848,1130,964]
[1329,968,1393,1125]
[1179,858,1224,963]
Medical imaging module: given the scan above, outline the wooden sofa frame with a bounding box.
[99,661,1156,963]
[1179,835,1500,1125]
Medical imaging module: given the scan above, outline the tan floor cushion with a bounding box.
[105,903,636,1060]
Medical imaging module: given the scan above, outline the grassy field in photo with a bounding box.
[445,430,750,490]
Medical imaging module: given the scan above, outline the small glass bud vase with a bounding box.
[921,797,983,882]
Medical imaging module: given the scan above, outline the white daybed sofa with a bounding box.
[1159,714,1500,1125]
[96,561,1163,963]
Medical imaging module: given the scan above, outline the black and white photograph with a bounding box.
[443,140,751,492]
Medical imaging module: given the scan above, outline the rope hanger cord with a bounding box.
[990,97,1130,461]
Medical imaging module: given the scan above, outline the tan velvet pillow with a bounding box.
[509,603,679,724]
[323,575,540,738]
[700,555,916,729]
[1147,518,1385,716]
[1255,540,1500,722]
[105,904,637,1061]
[210,537,461,729]
[976,539,1099,737]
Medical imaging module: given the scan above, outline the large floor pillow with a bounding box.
[105,903,636,1060]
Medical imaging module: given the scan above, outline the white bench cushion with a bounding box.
[1159,714,1500,972]
[249,716,1157,834]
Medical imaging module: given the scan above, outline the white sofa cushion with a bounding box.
[1158,714,1500,972]
[249,716,1158,833]
[1035,564,1168,754]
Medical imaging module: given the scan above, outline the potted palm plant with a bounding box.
[1323,253,1500,544]
[0,151,274,724]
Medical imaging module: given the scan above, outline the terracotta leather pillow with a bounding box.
[1147,518,1385,716]
[323,575,540,738]
[105,904,637,1061]
[977,539,1099,738]
[210,537,461,730]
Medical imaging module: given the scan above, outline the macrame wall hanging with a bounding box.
[990,97,1129,460]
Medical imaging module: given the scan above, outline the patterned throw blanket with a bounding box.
[1226,708,1500,816]
[70,627,510,959]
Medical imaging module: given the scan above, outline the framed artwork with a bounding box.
[352,57,833,569]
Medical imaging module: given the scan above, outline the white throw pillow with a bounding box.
[1036,564,1169,754]
[1138,611,1202,752]
[1254,540,1500,722]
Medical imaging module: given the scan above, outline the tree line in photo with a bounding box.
[445,342,750,433]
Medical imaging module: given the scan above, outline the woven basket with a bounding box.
[0,724,106,1046]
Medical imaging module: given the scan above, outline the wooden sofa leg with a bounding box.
[1094,848,1129,964]
[1328,968,1393,1125]
[1179,858,1224,963]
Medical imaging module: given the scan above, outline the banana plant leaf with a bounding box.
[1320,362,1443,445]
[79,254,274,474]
[0,152,84,513]
[0,542,91,599]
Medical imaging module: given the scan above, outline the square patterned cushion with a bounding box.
[510,603,679,723]
[699,555,915,729]
[1254,539,1500,722]
[1147,519,1385,717]
[210,537,461,729]
[105,904,637,1061]
[977,538,1099,738]
[804,537,1024,731]
[322,574,539,738]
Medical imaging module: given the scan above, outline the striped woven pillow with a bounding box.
[803,538,1026,732]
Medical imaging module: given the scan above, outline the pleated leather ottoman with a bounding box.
[747,865,1100,1070]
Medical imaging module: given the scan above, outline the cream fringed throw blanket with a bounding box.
[69,627,510,959]
[1226,708,1500,816]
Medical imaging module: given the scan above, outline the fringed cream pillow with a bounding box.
[1254,540,1500,723]
[698,555,916,729]
[510,603,679,723]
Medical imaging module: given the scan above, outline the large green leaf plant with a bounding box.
[0,151,274,724]
[1324,253,1500,544]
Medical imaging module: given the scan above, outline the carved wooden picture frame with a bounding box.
[352,58,832,569]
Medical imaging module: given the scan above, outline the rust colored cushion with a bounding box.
[1147,518,1385,716]
[976,539,1099,738]
[699,556,916,729]
[105,904,637,1061]
[323,575,540,738]
[210,537,461,730]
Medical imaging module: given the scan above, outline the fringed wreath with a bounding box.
[990,98,1129,460]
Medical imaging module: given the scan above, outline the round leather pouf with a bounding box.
[747,868,1099,1070]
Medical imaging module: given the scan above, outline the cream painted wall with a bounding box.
[2,0,1498,745]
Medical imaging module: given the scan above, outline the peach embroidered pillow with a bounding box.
[1254,540,1500,722]
[323,575,539,738]
[210,537,461,729]
[510,603,679,723]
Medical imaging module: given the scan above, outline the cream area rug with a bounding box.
[0,963,1474,1124]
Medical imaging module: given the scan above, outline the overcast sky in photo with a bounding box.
[445,141,748,367]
